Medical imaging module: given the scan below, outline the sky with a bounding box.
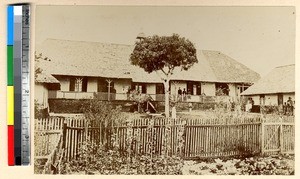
[35,6,295,77]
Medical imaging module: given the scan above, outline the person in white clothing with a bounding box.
[245,98,252,112]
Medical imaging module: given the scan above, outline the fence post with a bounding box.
[62,121,67,149]
[260,117,265,155]
[180,119,186,158]
[279,116,283,153]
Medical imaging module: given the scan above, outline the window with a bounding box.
[156,83,164,94]
[75,78,83,91]
[69,77,87,92]
[97,79,114,92]
[187,81,201,95]
[215,83,229,96]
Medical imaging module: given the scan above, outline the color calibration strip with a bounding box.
[7,5,15,166]
[7,5,31,166]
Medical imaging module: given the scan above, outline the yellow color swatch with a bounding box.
[7,86,14,125]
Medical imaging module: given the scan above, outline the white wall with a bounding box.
[244,93,295,106]
[58,77,70,91]
[146,84,156,94]
[245,94,278,106]
[87,78,98,92]
[264,94,278,105]
[201,82,215,96]
[114,79,131,94]
[249,95,260,105]
[35,83,48,108]
[170,81,187,95]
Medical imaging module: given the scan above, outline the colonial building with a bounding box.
[35,72,60,111]
[35,39,260,104]
[241,64,295,106]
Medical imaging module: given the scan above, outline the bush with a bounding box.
[172,102,215,111]
[65,144,184,175]
[260,105,279,115]
[34,100,49,118]
[49,99,86,113]
[62,117,185,175]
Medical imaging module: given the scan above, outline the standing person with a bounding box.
[183,88,187,101]
[111,87,116,100]
[250,98,254,112]
[246,98,252,112]
[127,87,131,100]
[287,97,293,115]
[283,102,287,115]
[188,102,193,112]
[178,87,182,101]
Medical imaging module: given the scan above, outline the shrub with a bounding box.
[260,105,279,115]
[63,117,185,175]
[34,100,49,118]
[49,99,85,113]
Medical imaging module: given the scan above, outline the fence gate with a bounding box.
[261,117,294,154]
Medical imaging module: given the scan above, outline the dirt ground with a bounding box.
[182,154,294,175]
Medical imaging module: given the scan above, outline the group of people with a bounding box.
[283,97,294,116]
[177,87,188,101]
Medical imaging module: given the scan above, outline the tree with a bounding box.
[35,52,53,81]
[130,34,198,117]
[34,52,43,81]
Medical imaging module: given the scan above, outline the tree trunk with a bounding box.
[138,103,141,113]
[164,79,170,118]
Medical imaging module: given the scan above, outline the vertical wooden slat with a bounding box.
[279,118,283,153]
[66,119,71,161]
[74,119,78,160]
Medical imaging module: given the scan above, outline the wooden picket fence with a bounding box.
[34,117,65,157]
[34,117,66,174]
[261,116,294,154]
[34,115,295,164]
[184,117,262,158]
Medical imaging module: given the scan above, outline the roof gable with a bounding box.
[202,50,261,83]
[241,64,295,95]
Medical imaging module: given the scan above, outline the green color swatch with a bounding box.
[7,46,13,86]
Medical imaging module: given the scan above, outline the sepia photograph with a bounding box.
[34,6,295,175]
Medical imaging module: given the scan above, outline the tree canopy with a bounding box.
[130,34,198,77]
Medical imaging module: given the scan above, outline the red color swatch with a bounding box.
[8,125,14,166]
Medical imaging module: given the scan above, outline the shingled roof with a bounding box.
[35,72,60,84]
[241,64,295,95]
[36,39,260,83]
[35,72,61,90]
